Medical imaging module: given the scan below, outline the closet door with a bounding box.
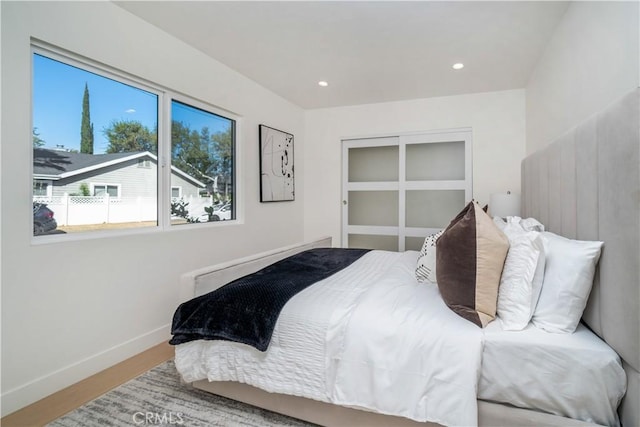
[342,137,400,251]
[342,129,472,251]
[402,131,472,251]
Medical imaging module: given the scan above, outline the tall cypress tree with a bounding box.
[80,83,94,154]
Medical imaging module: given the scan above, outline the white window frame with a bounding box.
[171,186,182,199]
[168,95,239,227]
[31,42,241,244]
[90,183,121,199]
[33,179,53,199]
[137,158,152,168]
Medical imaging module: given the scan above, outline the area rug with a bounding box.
[48,360,317,426]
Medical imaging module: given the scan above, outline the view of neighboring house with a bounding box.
[33,148,207,226]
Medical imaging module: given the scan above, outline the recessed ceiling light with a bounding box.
[452,63,464,70]
[318,81,329,87]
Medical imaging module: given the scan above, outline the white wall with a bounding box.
[303,89,526,245]
[1,1,305,415]
[526,1,639,154]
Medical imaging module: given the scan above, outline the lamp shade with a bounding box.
[490,192,521,218]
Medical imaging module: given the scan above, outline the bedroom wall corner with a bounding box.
[302,89,526,246]
[0,1,305,416]
[525,1,640,154]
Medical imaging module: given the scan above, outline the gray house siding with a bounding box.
[170,173,201,199]
[48,158,201,198]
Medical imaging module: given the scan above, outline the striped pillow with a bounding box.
[436,201,510,327]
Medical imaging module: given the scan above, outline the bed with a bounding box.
[173,88,639,427]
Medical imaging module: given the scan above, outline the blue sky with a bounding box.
[33,54,231,154]
[172,100,232,138]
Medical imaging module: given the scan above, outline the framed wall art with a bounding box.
[259,124,294,202]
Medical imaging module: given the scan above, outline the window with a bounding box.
[91,184,120,198]
[33,49,158,236]
[32,45,237,238]
[33,180,51,198]
[170,100,235,225]
[171,186,182,199]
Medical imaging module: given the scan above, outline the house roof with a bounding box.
[33,148,206,187]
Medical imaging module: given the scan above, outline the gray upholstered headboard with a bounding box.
[521,88,639,427]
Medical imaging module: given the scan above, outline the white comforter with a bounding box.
[175,250,483,426]
[325,251,482,426]
[480,320,626,426]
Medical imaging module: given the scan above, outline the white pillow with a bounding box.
[520,217,545,232]
[532,232,603,334]
[529,240,546,317]
[493,216,507,231]
[496,220,546,330]
[416,230,443,283]
[493,216,545,233]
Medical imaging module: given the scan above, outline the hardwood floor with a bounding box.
[1,341,174,427]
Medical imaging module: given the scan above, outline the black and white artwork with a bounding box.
[259,124,294,202]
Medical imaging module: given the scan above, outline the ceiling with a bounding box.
[115,1,569,109]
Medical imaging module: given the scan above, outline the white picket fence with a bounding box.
[33,194,214,226]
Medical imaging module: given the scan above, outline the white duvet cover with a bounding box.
[325,251,482,426]
[479,319,626,427]
[175,249,626,427]
[175,250,483,426]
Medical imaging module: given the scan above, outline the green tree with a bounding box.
[211,127,233,199]
[103,120,157,153]
[171,121,215,183]
[170,121,233,201]
[79,182,90,196]
[32,127,45,147]
[80,83,94,154]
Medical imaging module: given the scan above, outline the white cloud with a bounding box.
[125,108,136,114]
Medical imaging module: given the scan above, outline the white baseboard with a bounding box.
[1,324,171,417]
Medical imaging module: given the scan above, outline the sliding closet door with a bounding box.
[342,129,472,251]
[342,136,400,251]
[402,131,472,250]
